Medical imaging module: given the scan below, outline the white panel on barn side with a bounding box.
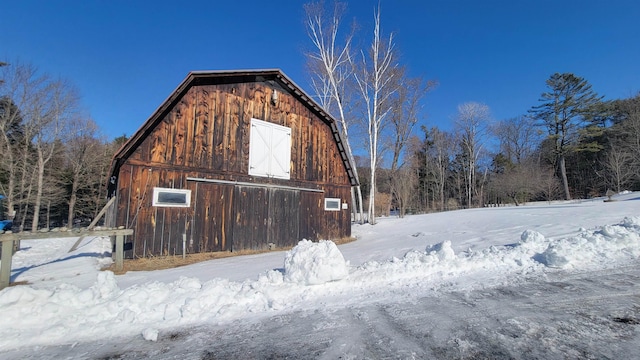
[270,125,291,179]
[248,118,291,180]
[249,119,271,177]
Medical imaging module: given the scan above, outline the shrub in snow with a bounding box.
[283,239,349,285]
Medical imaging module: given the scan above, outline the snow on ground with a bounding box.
[1,193,640,359]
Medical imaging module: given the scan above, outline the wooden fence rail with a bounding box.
[0,229,133,290]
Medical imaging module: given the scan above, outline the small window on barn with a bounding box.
[324,198,341,211]
[152,187,191,207]
[249,118,291,180]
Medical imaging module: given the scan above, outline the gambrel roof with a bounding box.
[109,69,358,187]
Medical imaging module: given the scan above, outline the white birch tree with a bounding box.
[30,77,78,230]
[304,1,365,223]
[454,102,490,208]
[0,62,45,229]
[1,62,79,230]
[351,4,397,224]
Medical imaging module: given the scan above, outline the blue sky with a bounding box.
[2,0,639,144]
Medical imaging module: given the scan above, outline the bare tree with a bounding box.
[351,4,397,224]
[381,68,435,217]
[30,78,78,230]
[391,164,417,217]
[42,168,66,229]
[490,161,539,206]
[611,94,640,180]
[388,67,435,173]
[89,138,117,220]
[493,115,541,164]
[0,62,79,230]
[0,96,22,222]
[63,117,106,227]
[0,62,46,229]
[599,144,634,193]
[454,102,491,208]
[418,127,454,211]
[489,115,546,206]
[537,166,562,202]
[304,1,365,223]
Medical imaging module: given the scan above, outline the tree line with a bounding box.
[402,86,640,214]
[303,1,640,222]
[350,77,640,218]
[2,2,639,230]
[0,62,127,231]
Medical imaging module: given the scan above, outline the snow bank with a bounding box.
[350,218,640,291]
[283,239,349,285]
[536,216,640,268]
[1,216,640,351]
[0,239,350,349]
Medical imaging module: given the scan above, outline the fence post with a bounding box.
[115,234,124,272]
[1,240,14,290]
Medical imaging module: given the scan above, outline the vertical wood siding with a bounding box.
[232,186,269,250]
[115,80,352,257]
[267,189,300,248]
[191,182,233,252]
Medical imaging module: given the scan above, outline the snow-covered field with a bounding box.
[1,193,640,359]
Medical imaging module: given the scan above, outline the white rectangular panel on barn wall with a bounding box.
[270,124,291,179]
[249,119,271,177]
[248,118,291,180]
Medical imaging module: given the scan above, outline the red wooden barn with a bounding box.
[107,69,357,257]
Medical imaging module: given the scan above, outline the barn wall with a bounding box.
[130,82,350,187]
[115,80,353,257]
[267,188,300,248]
[191,182,233,252]
[114,165,194,257]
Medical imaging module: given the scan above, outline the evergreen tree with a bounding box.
[529,73,602,200]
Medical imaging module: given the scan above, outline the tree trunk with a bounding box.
[6,173,15,221]
[350,187,357,222]
[368,169,376,224]
[368,124,376,225]
[68,192,77,228]
[46,200,51,229]
[18,141,32,230]
[31,158,45,231]
[439,175,445,211]
[68,174,79,227]
[355,185,364,225]
[559,155,571,200]
[467,158,473,208]
[1,138,16,221]
[510,194,520,206]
